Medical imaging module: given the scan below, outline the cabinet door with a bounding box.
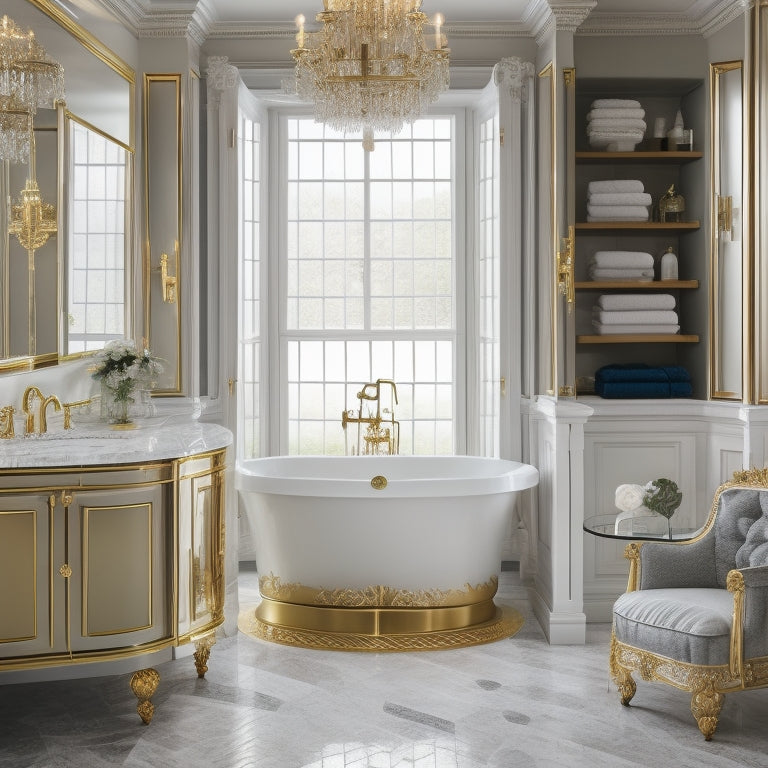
[67,484,171,652]
[0,493,64,658]
[177,453,225,640]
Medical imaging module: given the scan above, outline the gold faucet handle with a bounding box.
[62,399,92,430]
[0,405,15,439]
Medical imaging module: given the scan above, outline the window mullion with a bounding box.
[363,147,371,330]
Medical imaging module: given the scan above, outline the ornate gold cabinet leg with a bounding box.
[193,632,216,678]
[129,668,160,725]
[609,634,636,706]
[691,680,725,741]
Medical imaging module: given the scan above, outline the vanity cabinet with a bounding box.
[572,79,708,395]
[0,469,171,660]
[0,427,230,723]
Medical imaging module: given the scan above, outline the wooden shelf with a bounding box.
[576,221,700,231]
[576,151,703,163]
[577,334,699,344]
[575,280,699,290]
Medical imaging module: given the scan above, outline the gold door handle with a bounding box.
[500,376,507,398]
[228,378,236,396]
[557,225,575,308]
[717,194,733,237]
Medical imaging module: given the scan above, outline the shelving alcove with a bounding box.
[573,79,708,395]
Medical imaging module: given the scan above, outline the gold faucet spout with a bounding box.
[22,386,43,435]
[40,395,62,434]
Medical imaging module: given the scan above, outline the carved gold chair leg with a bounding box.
[129,668,160,725]
[609,633,636,705]
[192,631,216,678]
[690,680,725,741]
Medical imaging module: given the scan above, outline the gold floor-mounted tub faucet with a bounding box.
[342,378,400,455]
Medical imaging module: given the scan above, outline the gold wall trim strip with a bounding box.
[258,573,499,608]
[239,602,523,652]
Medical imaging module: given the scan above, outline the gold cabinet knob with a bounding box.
[59,564,72,578]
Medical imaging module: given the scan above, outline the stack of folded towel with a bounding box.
[591,293,680,335]
[587,98,647,151]
[586,180,652,222]
[595,363,693,398]
[588,251,655,282]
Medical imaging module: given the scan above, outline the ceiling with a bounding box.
[191,0,730,27]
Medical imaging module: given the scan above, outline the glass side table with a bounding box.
[583,512,702,542]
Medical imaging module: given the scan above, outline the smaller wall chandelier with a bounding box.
[0,14,65,163]
[291,0,449,151]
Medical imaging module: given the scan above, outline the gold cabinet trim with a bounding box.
[81,503,153,637]
[0,509,37,644]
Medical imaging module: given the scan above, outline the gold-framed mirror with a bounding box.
[709,60,744,401]
[0,0,135,371]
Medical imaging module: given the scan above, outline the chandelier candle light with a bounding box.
[291,0,449,151]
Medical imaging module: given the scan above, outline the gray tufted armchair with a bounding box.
[610,469,768,740]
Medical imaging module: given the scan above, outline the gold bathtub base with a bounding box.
[238,598,524,652]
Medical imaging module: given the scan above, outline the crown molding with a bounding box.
[578,0,750,36]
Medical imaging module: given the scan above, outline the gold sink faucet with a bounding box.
[22,386,43,435]
[40,395,62,434]
[22,387,63,435]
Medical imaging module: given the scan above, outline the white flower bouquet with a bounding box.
[90,339,163,422]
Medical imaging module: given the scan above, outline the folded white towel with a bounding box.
[590,251,654,269]
[588,180,645,194]
[592,309,679,325]
[587,119,647,132]
[604,141,642,152]
[587,108,646,120]
[591,321,680,335]
[588,214,649,222]
[597,293,676,311]
[591,99,642,110]
[589,268,655,279]
[588,192,652,206]
[587,204,650,220]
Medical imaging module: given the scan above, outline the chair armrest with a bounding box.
[730,565,768,663]
[630,534,718,591]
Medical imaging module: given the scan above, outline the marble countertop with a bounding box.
[0,414,233,469]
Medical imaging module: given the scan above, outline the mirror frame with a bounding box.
[0,0,136,373]
[709,60,745,401]
[143,73,183,395]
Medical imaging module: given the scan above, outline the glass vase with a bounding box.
[101,382,134,427]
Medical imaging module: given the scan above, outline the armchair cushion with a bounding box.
[714,489,765,584]
[613,588,733,666]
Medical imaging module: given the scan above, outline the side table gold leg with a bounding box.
[129,668,160,724]
[192,632,216,678]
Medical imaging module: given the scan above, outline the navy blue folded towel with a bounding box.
[595,364,692,398]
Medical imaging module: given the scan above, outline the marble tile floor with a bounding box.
[2,568,767,768]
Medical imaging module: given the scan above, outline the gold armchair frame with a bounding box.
[609,468,768,740]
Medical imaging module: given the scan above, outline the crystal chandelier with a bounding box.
[291,0,449,151]
[0,14,64,163]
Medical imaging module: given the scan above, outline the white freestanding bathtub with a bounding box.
[236,455,539,651]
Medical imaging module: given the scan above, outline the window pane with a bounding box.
[282,117,457,454]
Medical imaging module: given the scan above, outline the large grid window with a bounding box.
[67,120,128,353]
[238,112,262,460]
[283,117,457,455]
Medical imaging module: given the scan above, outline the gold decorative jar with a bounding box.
[659,184,686,222]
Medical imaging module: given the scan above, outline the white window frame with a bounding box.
[266,107,469,456]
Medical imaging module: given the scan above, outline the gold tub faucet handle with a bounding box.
[0,405,15,438]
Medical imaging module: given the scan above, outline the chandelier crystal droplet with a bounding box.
[290,0,449,151]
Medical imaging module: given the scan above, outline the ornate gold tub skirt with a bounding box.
[237,598,524,652]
